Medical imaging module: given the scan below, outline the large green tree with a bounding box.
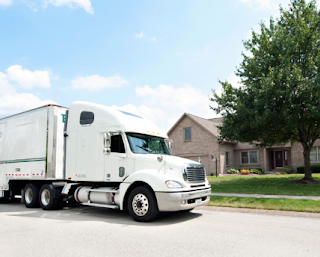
[211,0,320,180]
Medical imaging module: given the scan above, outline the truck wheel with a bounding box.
[127,186,159,222]
[39,184,63,210]
[23,183,40,208]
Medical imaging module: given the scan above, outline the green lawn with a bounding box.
[209,196,320,213]
[208,174,320,196]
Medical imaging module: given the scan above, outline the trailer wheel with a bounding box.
[39,184,63,210]
[23,183,40,208]
[127,186,159,222]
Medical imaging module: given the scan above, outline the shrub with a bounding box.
[276,171,288,175]
[250,168,262,174]
[241,169,250,174]
[227,169,239,174]
[297,166,304,173]
[282,166,293,173]
[210,173,214,176]
[312,165,320,173]
[296,165,320,174]
[249,168,262,173]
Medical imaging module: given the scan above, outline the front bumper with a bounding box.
[155,188,211,211]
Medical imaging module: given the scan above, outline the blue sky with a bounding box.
[0,0,315,131]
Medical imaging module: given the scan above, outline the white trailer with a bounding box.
[0,101,211,221]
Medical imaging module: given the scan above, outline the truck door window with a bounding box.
[80,111,94,125]
[111,135,125,153]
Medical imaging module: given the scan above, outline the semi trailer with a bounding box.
[0,101,211,221]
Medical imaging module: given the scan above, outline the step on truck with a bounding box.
[0,101,211,221]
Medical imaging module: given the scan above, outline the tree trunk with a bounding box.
[303,147,313,180]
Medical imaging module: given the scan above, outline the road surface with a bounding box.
[1,200,320,257]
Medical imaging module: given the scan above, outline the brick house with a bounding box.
[167,113,320,175]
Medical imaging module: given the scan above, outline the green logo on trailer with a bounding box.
[61,114,66,123]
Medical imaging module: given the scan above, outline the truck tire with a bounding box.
[127,186,159,222]
[39,184,63,210]
[23,183,40,208]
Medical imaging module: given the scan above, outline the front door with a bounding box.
[104,133,127,182]
[275,151,283,167]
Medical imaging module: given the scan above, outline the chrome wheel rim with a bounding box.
[41,189,51,206]
[132,193,149,216]
[25,188,33,204]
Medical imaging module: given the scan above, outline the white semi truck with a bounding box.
[0,101,211,221]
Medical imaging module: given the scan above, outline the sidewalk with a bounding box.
[211,192,320,201]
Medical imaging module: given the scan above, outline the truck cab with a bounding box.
[64,101,211,221]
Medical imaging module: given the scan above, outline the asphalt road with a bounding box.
[1,200,320,257]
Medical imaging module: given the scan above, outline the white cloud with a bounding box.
[71,74,128,91]
[0,65,56,117]
[45,0,94,14]
[134,84,218,131]
[0,93,56,116]
[135,31,158,42]
[0,0,12,6]
[6,65,51,89]
[135,31,144,39]
[238,0,286,10]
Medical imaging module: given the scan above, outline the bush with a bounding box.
[312,165,320,173]
[227,169,239,174]
[250,168,262,173]
[282,166,293,173]
[297,166,304,173]
[296,165,320,174]
[276,171,288,175]
[250,168,262,174]
[241,169,250,174]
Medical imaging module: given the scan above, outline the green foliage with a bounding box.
[227,169,240,174]
[276,171,288,175]
[250,168,262,174]
[282,166,293,173]
[297,165,320,173]
[211,0,320,180]
[297,166,305,173]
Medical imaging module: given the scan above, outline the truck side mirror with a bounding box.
[103,132,111,155]
[166,139,173,154]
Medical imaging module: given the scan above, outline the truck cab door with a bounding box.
[104,133,127,182]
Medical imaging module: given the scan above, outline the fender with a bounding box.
[118,169,185,210]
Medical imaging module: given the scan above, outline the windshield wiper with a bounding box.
[136,145,152,153]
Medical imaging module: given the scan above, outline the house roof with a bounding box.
[167,113,222,138]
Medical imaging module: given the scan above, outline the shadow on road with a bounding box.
[0,199,202,226]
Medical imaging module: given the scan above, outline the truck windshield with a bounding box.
[126,133,170,155]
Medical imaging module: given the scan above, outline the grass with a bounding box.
[208,174,320,196]
[209,196,320,213]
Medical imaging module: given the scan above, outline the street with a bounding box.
[1,200,320,257]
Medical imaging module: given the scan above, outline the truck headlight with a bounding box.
[165,181,183,189]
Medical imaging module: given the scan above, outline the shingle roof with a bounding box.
[167,113,222,138]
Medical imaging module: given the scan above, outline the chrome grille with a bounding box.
[186,166,206,182]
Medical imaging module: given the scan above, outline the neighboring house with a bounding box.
[167,113,320,175]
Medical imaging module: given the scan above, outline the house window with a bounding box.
[184,127,191,141]
[226,152,229,166]
[241,151,258,164]
[310,147,320,162]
